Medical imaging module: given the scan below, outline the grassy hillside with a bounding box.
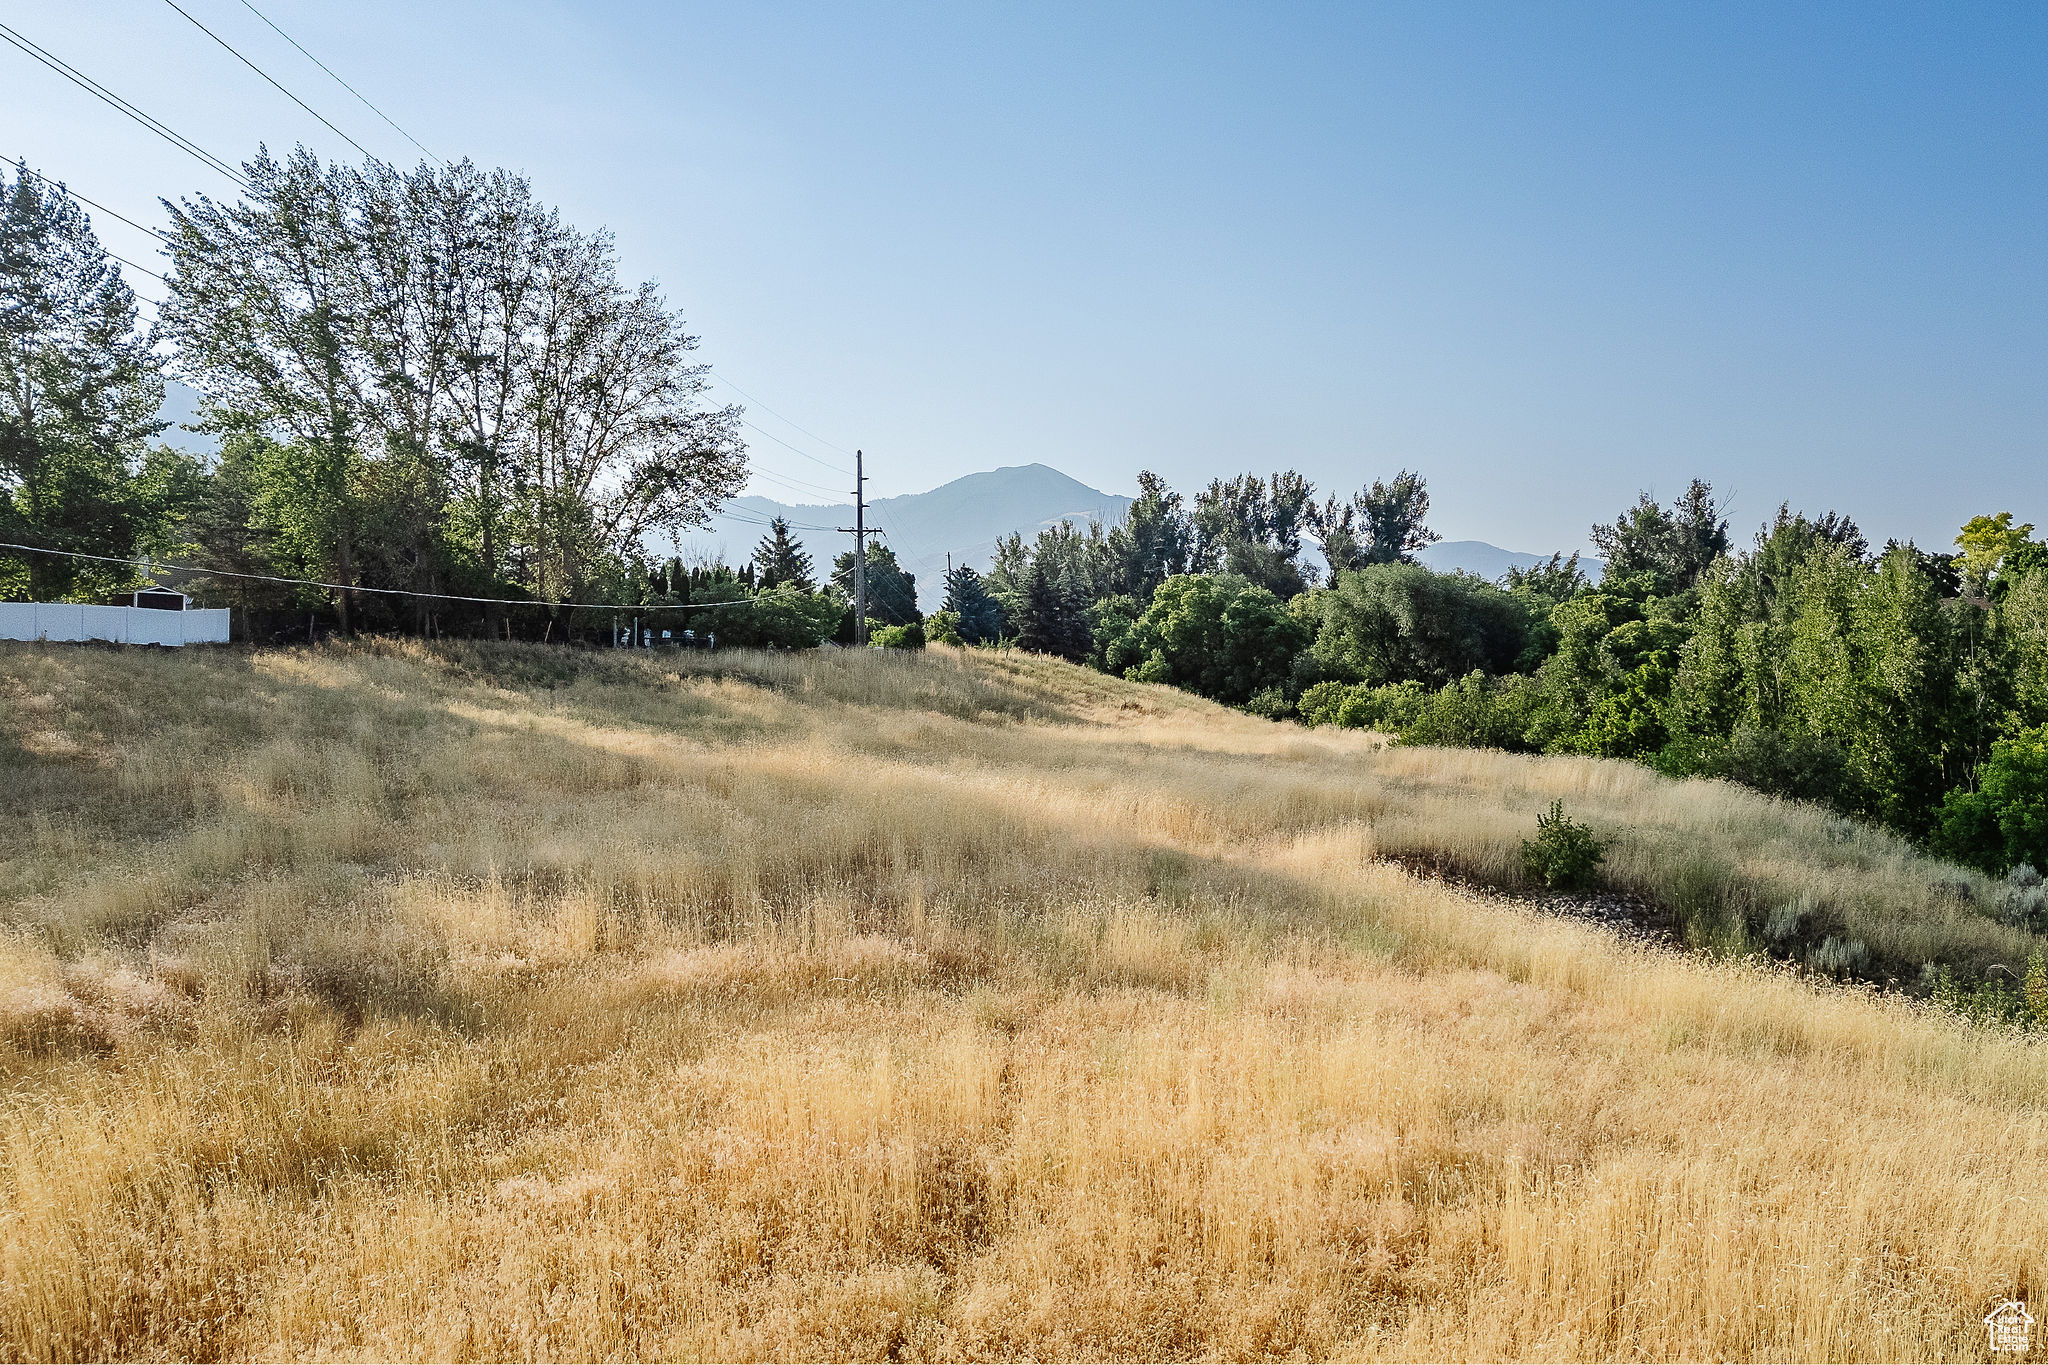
[2,639,2043,1360]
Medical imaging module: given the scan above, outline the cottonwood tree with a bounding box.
[1191,471,1318,598]
[1590,479,1729,597]
[0,166,168,600]
[1104,470,1190,601]
[159,147,745,627]
[1316,470,1440,576]
[830,543,919,627]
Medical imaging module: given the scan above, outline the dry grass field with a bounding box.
[1,638,2042,1361]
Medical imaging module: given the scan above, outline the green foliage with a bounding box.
[1099,574,1309,706]
[1955,512,2036,588]
[1301,563,1531,687]
[0,166,167,602]
[160,150,745,625]
[700,587,843,650]
[1589,478,1729,597]
[1104,470,1192,599]
[1241,687,1293,720]
[1295,680,1351,728]
[924,609,965,646]
[1313,470,1439,577]
[1520,801,1606,891]
[1400,672,1539,751]
[830,544,921,627]
[1085,593,1143,672]
[1934,725,2048,875]
[1190,471,1316,597]
[942,563,1004,644]
[872,621,927,650]
[751,517,816,591]
[1659,725,1857,808]
[1014,554,1091,661]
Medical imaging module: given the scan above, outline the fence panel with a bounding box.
[0,603,231,646]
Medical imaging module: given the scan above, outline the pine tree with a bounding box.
[1016,558,1091,661]
[752,516,815,590]
[943,563,1004,644]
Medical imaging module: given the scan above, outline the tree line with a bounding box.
[6,154,2042,876]
[932,464,2046,881]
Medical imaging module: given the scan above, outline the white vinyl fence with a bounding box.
[0,602,230,646]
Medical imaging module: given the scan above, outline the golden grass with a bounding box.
[0,637,2041,1361]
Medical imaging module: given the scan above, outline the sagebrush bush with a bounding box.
[1520,799,1606,890]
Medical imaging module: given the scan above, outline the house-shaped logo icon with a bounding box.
[1986,1300,2035,1353]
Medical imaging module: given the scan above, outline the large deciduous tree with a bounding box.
[158,147,745,628]
[0,166,167,600]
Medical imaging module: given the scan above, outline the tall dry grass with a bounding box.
[0,637,2041,1361]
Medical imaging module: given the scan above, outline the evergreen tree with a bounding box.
[0,166,167,601]
[983,531,1029,628]
[752,516,815,590]
[1015,557,1091,661]
[943,563,1004,644]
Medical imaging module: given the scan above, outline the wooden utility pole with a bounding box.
[837,449,873,645]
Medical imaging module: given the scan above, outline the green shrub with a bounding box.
[924,609,965,646]
[872,622,926,650]
[1934,725,2048,874]
[1242,687,1292,721]
[1400,672,1538,751]
[1329,680,1427,732]
[1296,680,1350,728]
[1519,800,1606,891]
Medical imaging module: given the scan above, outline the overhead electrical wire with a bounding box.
[711,374,855,458]
[3,158,176,244]
[739,417,855,479]
[0,22,251,190]
[232,0,442,166]
[6,16,864,568]
[745,462,847,499]
[161,0,375,163]
[99,248,169,287]
[0,541,808,614]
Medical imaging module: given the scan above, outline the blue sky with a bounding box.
[6,1,2043,556]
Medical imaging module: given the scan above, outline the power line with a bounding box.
[0,541,807,613]
[714,374,854,460]
[102,248,169,287]
[0,22,250,190]
[739,417,853,477]
[0,158,171,285]
[233,0,442,166]
[161,0,375,164]
[2,158,177,244]
[716,508,842,534]
[747,464,846,500]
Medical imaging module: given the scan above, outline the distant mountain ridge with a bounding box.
[1418,539,1604,582]
[672,463,1131,608]
[676,463,1598,607]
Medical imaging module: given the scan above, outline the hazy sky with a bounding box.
[6,1,2043,555]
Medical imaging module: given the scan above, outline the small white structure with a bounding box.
[0,589,230,647]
